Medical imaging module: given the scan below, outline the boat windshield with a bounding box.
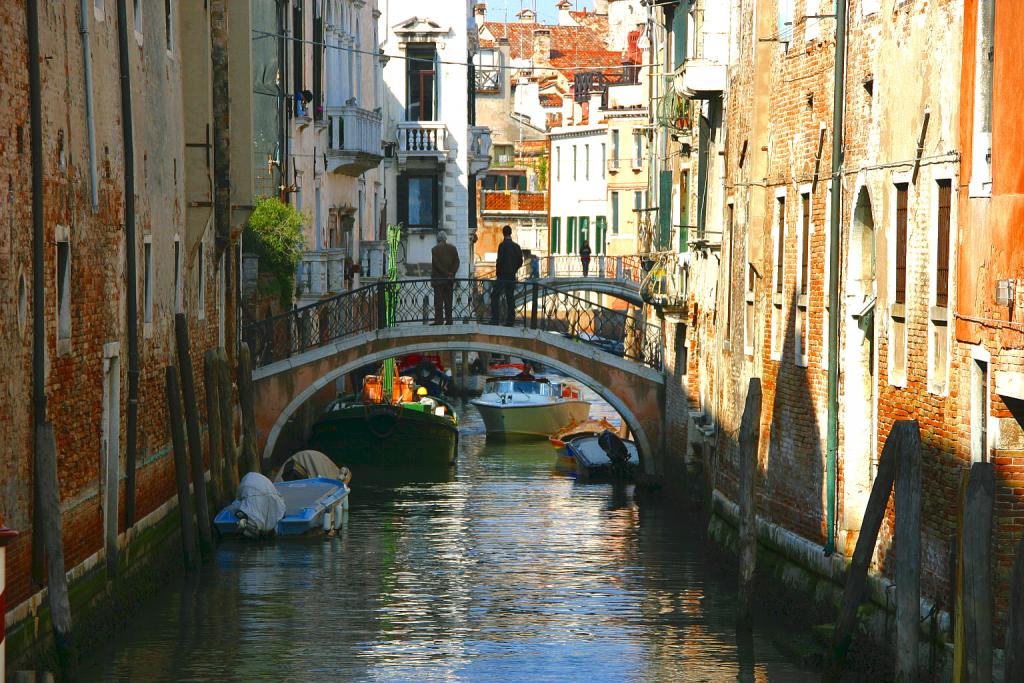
[486,379,559,397]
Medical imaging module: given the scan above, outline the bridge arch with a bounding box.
[253,325,665,476]
[524,278,644,306]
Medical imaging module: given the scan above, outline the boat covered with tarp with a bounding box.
[215,471,349,538]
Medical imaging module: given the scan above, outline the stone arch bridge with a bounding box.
[245,278,666,476]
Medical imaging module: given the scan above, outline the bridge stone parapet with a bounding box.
[253,324,666,477]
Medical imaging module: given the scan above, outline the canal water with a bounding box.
[81,381,821,682]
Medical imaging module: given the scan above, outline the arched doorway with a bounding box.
[842,187,877,544]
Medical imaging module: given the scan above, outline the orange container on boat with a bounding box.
[395,376,415,403]
[362,375,383,403]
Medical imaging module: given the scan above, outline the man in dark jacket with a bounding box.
[579,239,592,277]
[431,230,460,324]
[490,225,523,326]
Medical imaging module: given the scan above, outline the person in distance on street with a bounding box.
[490,225,522,326]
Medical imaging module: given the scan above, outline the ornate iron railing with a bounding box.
[243,278,663,372]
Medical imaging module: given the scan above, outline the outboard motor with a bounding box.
[598,429,632,479]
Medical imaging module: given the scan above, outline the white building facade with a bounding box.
[378,3,491,278]
[549,123,609,256]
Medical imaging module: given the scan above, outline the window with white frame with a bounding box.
[771,192,786,359]
[557,147,561,181]
[56,232,71,342]
[611,130,620,169]
[744,234,756,356]
[143,239,153,325]
[971,355,990,462]
[573,145,578,180]
[970,0,995,196]
[601,143,606,179]
[632,130,643,168]
[795,190,812,365]
[174,237,183,313]
[584,144,590,181]
[197,241,206,319]
[890,181,910,385]
[929,178,953,394]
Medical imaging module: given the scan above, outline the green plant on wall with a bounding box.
[536,156,548,190]
[244,196,306,308]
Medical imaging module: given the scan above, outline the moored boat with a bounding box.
[471,377,590,439]
[214,473,350,537]
[549,417,622,473]
[567,431,640,480]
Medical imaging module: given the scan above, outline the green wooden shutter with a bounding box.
[595,216,607,254]
[659,170,673,251]
[550,217,561,254]
[567,217,576,253]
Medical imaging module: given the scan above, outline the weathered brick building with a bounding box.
[671,0,1023,667]
[0,0,252,663]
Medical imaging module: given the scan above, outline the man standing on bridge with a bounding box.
[491,225,522,326]
[431,230,460,325]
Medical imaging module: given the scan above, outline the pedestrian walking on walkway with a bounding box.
[431,230,459,325]
[491,225,522,326]
[579,240,592,277]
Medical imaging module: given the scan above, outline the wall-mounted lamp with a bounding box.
[996,279,1015,306]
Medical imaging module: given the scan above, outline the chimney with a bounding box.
[516,8,536,24]
[556,0,577,26]
[474,3,486,24]
[532,28,552,65]
[594,0,608,15]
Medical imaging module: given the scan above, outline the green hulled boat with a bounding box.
[309,396,459,471]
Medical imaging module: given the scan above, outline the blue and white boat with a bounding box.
[215,476,350,537]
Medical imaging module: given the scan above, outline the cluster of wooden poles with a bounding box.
[166,313,259,568]
[732,377,1024,682]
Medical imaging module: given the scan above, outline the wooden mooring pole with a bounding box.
[1006,530,1024,682]
[174,314,213,559]
[736,377,762,630]
[166,366,198,570]
[203,349,225,509]
[237,342,259,475]
[893,420,922,682]
[823,419,911,681]
[216,348,240,495]
[962,461,994,683]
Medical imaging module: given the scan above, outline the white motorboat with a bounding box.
[471,377,590,438]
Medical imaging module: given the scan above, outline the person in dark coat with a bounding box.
[579,239,592,277]
[490,225,523,326]
[430,230,460,325]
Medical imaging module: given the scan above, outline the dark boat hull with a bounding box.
[308,404,458,471]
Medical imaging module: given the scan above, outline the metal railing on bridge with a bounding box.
[243,278,663,372]
[476,254,647,284]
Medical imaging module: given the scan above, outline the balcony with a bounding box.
[397,121,448,164]
[469,125,492,175]
[296,248,348,306]
[678,59,727,99]
[607,158,621,174]
[325,106,384,176]
[481,190,546,214]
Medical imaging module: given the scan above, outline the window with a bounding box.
[771,193,786,359]
[143,240,153,325]
[173,238,182,313]
[197,242,205,319]
[556,147,561,182]
[550,217,561,254]
[293,2,304,115]
[805,0,820,41]
[971,356,990,462]
[578,217,590,252]
[474,49,500,93]
[406,45,438,121]
[971,0,994,196]
[935,180,952,307]
[56,236,71,341]
[745,248,756,356]
[777,0,793,44]
[494,144,514,166]
[611,130,620,169]
[567,217,577,253]
[164,0,173,51]
[312,3,323,119]
[572,145,577,180]
[633,190,644,213]
[133,0,142,36]
[679,170,690,252]
[891,182,910,385]
[724,203,734,342]
[796,191,811,365]
[930,179,953,393]
[595,217,607,254]
[611,191,620,233]
[601,143,606,179]
[584,145,590,180]
[398,173,439,231]
[632,131,643,168]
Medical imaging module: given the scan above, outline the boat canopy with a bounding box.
[484,379,580,399]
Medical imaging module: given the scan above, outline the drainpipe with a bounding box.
[211,0,236,355]
[0,526,18,680]
[116,0,141,527]
[824,0,849,556]
[79,0,99,209]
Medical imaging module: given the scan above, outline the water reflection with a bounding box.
[80,390,819,682]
